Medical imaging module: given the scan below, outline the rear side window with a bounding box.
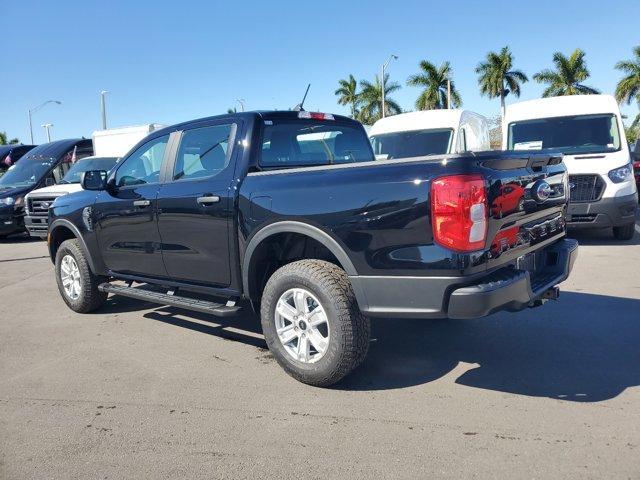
[370,129,453,159]
[173,124,236,181]
[260,121,373,168]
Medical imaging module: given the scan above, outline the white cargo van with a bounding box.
[504,95,638,240]
[369,110,490,160]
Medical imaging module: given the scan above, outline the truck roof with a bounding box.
[151,110,358,138]
[22,138,92,160]
[370,109,485,136]
[504,94,621,123]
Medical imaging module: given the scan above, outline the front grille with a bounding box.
[569,174,605,203]
[27,196,57,217]
[570,214,597,223]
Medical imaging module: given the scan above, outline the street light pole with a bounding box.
[236,99,246,112]
[447,79,451,109]
[381,54,398,118]
[28,100,61,144]
[100,91,109,130]
[41,123,53,142]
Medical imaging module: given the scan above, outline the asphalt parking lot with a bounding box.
[1,222,639,479]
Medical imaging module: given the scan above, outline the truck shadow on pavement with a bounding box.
[336,291,640,401]
[103,290,639,402]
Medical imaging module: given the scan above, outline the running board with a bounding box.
[98,283,241,317]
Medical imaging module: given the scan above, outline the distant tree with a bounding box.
[476,46,528,119]
[227,107,237,114]
[0,132,19,145]
[335,74,361,118]
[487,115,503,150]
[407,60,461,110]
[615,45,640,133]
[357,73,401,125]
[533,49,600,97]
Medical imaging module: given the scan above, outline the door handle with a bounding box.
[197,195,220,205]
[133,199,151,207]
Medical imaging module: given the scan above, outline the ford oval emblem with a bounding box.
[533,181,553,202]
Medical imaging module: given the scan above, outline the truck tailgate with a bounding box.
[477,152,568,271]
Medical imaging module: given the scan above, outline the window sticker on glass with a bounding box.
[513,140,543,150]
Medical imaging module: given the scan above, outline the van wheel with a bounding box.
[613,223,635,241]
[260,260,370,387]
[55,239,107,313]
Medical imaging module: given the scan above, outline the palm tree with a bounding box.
[407,60,461,110]
[615,45,640,130]
[226,107,237,114]
[358,73,401,124]
[533,49,600,97]
[335,74,361,118]
[476,46,528,119]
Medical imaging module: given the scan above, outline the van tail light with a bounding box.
[430,175,488,252]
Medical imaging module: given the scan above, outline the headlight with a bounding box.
[0,197,15,206]
[608,165,633,183]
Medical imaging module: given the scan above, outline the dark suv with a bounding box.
[0,139,93,238]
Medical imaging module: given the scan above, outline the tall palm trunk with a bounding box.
[500,78,506,124]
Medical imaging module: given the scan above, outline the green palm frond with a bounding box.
[534,49,600,97]
[476,46,527,103]
[614,45,640,106]
[407,60,461,110]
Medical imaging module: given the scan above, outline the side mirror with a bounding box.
[82,170,107,191]
[45,177,55,187]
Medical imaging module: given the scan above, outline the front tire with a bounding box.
[260,260,370,387]
[55,239,107,313]
[613,223,635,241]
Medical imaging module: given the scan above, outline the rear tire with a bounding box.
[260,259,370,387]
[613,223,635,241]
[55,239,108,313]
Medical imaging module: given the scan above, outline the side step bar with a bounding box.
[98,283,241,317]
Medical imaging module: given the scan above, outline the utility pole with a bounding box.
[100,90,109,130]
[447,79,451,109]
[41,123,53,142]
[381,54,398,118]
[28,100,61,144]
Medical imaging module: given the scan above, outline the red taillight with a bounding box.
[633,161,640,170]
[430,175,488,252]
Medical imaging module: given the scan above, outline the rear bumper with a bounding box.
[566,193,638,228]
[350,238,578,320]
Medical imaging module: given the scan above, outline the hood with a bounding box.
[0,185,31,199]
[25,183,83,197]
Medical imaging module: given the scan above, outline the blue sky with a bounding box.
[2,0,639,143]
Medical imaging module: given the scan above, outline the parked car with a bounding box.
[47,110,576,386]
[24,156,119,238]
[0,144,37,178]
[504,94,638,240]
[369,109,490,160]
[0,139,93,238]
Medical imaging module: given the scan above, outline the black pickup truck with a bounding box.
[47,110,577,386]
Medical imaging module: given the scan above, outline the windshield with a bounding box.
[370,129,453,159]
[508,114,621,154]
[259,121,374,168]
[0,158,54,189]
[61,157,119,184]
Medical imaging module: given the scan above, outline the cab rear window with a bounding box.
[259,121,374,168]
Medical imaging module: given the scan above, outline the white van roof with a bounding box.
[370,109,483,136]
[505,94,621,123]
